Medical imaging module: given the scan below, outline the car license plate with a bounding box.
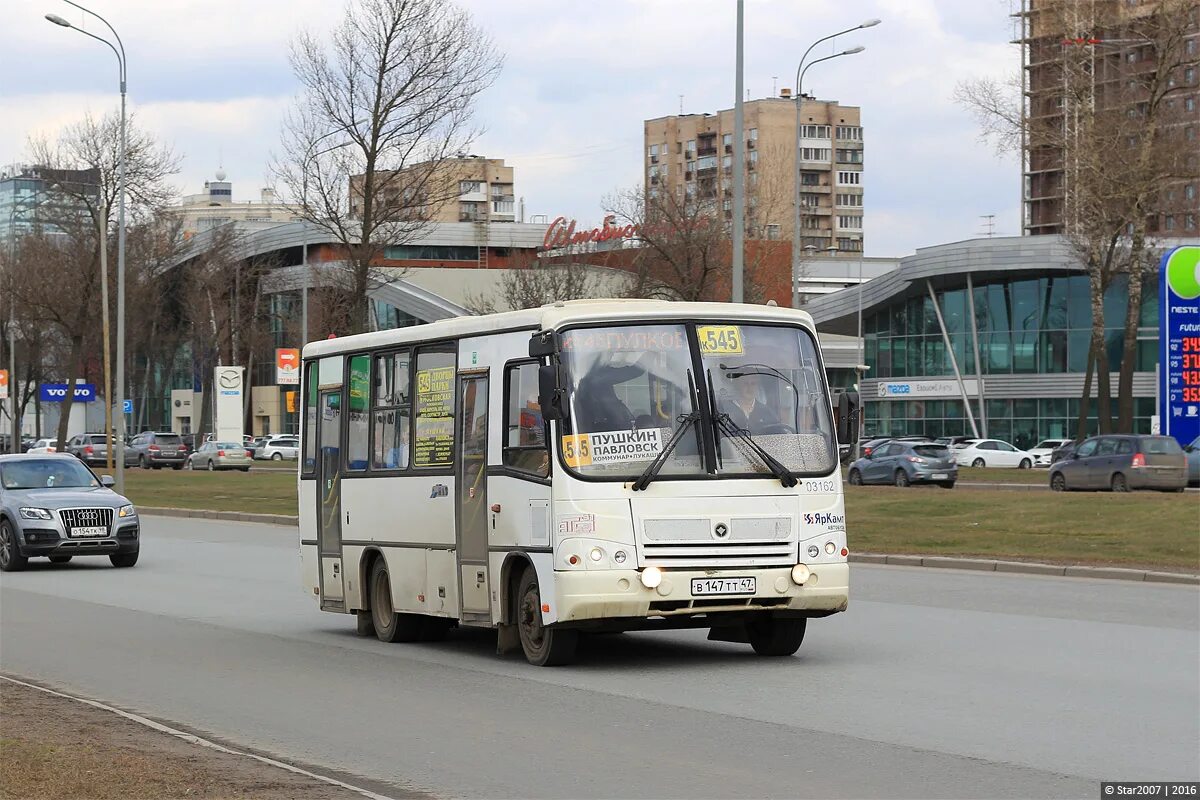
[70,526,107,538]
[931,473,948,480]
[691,577,756,597]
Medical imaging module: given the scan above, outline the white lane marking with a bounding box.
[0,674,398,800]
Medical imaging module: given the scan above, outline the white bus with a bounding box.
[299,300,857,666]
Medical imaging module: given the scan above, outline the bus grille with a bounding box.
[640,516,795,567]
[59,508,114,536]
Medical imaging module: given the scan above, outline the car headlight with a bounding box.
[19,507,53,520]
[118,504,137,518]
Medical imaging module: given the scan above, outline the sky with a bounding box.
[1,0,1022,257]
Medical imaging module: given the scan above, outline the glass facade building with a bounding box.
[806,236,1169,451]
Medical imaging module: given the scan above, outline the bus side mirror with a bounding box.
[529,331,559,358]
[836,392,860,445]
[538,364,565,422]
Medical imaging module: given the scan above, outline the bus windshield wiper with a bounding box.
[631,410,701,491]
[707,368,797,487]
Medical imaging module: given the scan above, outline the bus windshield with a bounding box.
[560,324,705,480]
[557,322,836,480]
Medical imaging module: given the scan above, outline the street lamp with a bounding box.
[790,19,878,309]
[46,1,128,493]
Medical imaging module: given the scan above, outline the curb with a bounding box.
[849,552,1199,585]
[137,509,1199,586]
[142,507,299,527]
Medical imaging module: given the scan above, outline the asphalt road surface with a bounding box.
[2,516,1197,799]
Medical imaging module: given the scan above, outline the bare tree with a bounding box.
[956,0,1198,434]
[274,0,502,335]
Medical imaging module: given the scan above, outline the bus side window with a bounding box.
[504,362,549,478]
[346,354,371,471]
[412,347,455,469]
[372,350,411,470]
[302,361,317,475]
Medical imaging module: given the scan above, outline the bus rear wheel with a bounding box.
[746,614,807,657]
[516,566,577,667]
[369,559,423,643]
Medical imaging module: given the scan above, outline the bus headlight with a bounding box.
[589,547,604,563]
[639,566,663,589]
[825,541,837,555]
[807,544,820,559]
[613,550,627,564]
[791,564,811,585]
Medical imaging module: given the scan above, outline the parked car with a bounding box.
[847,440,957,488]
[1049,435,1187,492]
[1186,436,1200,487]
[26,438,58,454]
[128,431,188,470]
[1050,439,1081,464]
[186,441,252,472]
[65,433,138,467]
[1028,438,1071,467]
[935,436,974,448]
[246,436,268,458]
[0,453,140,571]
[953,439,1035,469]
[859,438,892,459]
[256,436,299,461]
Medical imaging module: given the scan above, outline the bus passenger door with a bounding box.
[317,388,344,609]
[456,372,490,616]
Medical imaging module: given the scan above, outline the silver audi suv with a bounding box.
[0,454,140,571]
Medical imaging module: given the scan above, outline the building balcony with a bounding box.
[697,146,717,156]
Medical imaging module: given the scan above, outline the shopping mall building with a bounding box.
[805,235,1183,450]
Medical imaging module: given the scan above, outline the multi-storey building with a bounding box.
[350,156,516,224]
[0,163,100,241]
[170,170,302,239]
[644,92,864,254]
[1018,0,1199,235]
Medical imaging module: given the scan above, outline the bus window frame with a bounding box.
[343,352,372,473]
[366,347,413,475]
[550,318,838,484]
[500,358,551,482]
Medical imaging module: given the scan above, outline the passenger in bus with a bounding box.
[574,363,640,432]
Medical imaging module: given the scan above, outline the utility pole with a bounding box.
[731,0,745,303]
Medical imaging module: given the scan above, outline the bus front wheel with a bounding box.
[516,566,578,667]
[369,559,423,643]
[746,614,807,657]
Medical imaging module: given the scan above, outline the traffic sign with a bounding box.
[123,399,133,414]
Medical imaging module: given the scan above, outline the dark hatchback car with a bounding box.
[1049,435,1187,492]
[128,431,188,470]
[848,441,958,488]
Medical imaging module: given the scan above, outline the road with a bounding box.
[1,517,1197,799]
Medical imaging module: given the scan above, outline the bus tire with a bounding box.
[369,559,423,643]
[516,566,578,667]
[746,614,806,657]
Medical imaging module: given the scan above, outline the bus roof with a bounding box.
[301,299,818,360]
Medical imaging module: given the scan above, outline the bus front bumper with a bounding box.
[552,563,848,624]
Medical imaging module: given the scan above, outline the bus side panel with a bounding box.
[425,549,459,618]
[486,476,551,549]
[341,476,456,549]
[383,546,429,615]
[300,543,319,600]
[298,478,319,600]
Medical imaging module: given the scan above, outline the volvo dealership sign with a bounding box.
[40,383,97,402]
[1159,245,1200,447]
[875,380,979,399]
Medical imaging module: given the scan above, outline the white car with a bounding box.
[1028,438,1071,467]
[256,436,299,461]
[26,438,59,454]
[954,439,1035,469]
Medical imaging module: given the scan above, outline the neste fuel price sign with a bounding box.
[1160,245,1200,446]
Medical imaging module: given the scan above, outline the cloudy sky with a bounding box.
[3,0,1021,257]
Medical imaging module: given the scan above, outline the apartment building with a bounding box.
[350,156,516,224]
[0,164,100,241]
[644,93,864,254]
[171,170,302,239]
[1018,0,1199,235]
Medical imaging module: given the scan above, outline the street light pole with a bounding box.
[46,1,127,493]
[790,20,878,309]
[731,0,745,303]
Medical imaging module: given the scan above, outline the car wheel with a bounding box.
[207,460,215,471]
[239,467,250,472]
[1111,472,1129,493]
[186,459,194,470]
[847,469,863,486]
[110,551,138,568]
[517,565,578,666]
[138,455,147,469]
[49,555,72,564]
[271,452,282,461]
[0,520,28,572]
[172,464,183,471]
[971,458,986,468]
[746,614,807,657]
[939,482,955,489]
[894,470,910,488]
[1018,458,1032,469]
[1051,473,1067,492]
